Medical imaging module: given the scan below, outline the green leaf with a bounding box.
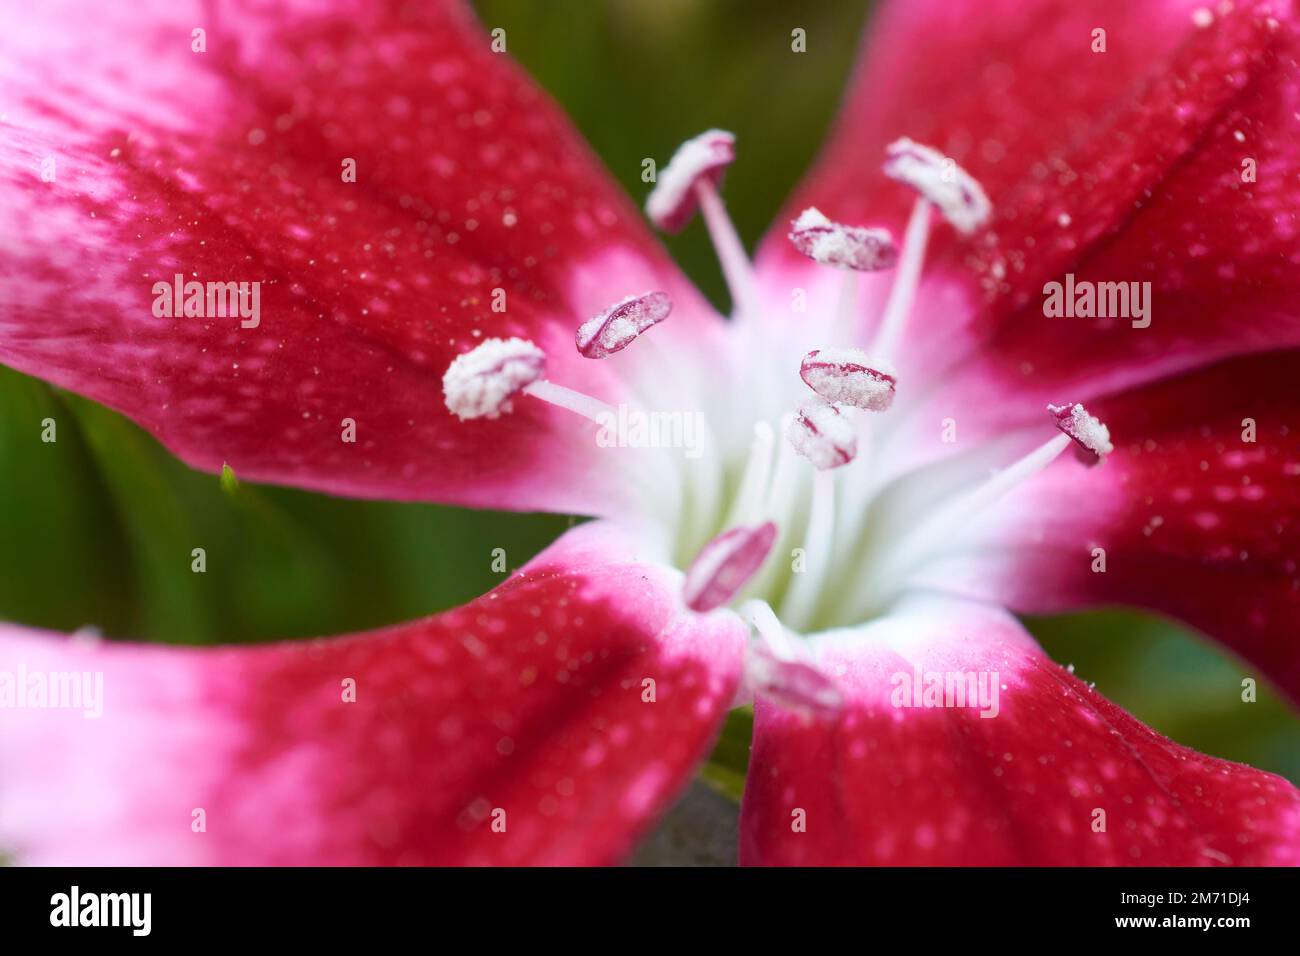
[700,707,753,802]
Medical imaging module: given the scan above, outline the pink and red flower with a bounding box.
[1,0,1298,865]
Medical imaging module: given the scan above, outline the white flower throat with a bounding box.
[441,132,1112,711]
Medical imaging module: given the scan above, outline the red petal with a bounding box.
[758,0,1300,416]
[740,598,1300,865]
[0,0,716,514]
[0,522,745,864]
[923,350,1300,706]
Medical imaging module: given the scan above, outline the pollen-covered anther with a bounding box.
[1048,402,1114,463]
[575,291,672,359]
[788,207,898,271]
[739,600,844,716]
[645,129,736,232]
[747,646,845,718]
[800,347,896,411]
[683,521,778,613]
[442,337,545,421]
[883,137,991,235]
[786,403,858,470]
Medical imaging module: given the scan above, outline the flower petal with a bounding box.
[758,0,1300,420]
[916,350,1300,706]
[0,521,745,865]
[0,0,718,514]
[740,597,1300,865]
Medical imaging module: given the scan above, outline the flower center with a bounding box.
[440,133,1110,712]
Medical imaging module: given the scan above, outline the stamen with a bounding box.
[739,600,844,717]
[883,137,991,235]
[766,414,799,508]
[645,129,735,233]
[861,404,1113,608]
[519,379,614,425]
[800,347,896,411]
[682,521,778,613]
[575,291,672,359]
[779,468,836,629]
[442,337,545,420]
[830,270,859,345]
[788,207,898,271]
[723,422,776,528]
[867,195,931,360]
[786,403,857,470]
[1048,402,1114,463]
[694,177,762,321]
[442,337,615,425]
[925,402,1114,538]
[647,131,761,321]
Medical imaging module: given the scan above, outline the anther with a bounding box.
[645,129,736,233]
[788,207,898,271]
[883,137,991,235]
[683,521,778,613]
[786,403,858,470]
[1048,402,1114,464]
[442,337,545,420]
[747,647,845,717]
[739,600,844,717]
[575,291,672,358]
[800,348,896,411]
[648,130,760,322]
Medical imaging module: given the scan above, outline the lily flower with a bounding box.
[1,0,1299,865]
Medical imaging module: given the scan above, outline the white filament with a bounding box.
[868,196,931,360]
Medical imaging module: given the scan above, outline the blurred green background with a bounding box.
[0,0,1294,794]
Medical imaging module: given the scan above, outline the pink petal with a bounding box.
[0,522,745,865]
[758,0,1300,411]
[740,598,1300,865]
[0,0,718,515]
[918,351,1300,706]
